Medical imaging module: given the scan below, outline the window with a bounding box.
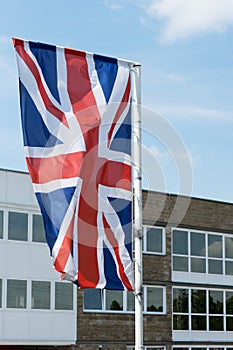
[172,228,233,277]
[106,290,123,311]
[84,286,165,314]
[31,281,50,309]
[7,279,27,308]
[32,214,46,243]
[173,287,233,331]
[145,286,164,313]
[8,211,28,241]
[0,279,2,308]
[127,347,165,350]
[143,226,165,254]
[0,210,3,239]
[173,347,233,350]
[84,289,102,310]
[55,282,73,310]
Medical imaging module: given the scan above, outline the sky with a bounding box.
[1,0,233,203]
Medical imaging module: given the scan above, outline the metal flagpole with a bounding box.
[131,64,143,350]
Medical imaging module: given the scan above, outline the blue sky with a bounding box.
[1,0,233,202]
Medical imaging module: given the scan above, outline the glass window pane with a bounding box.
[127,291,135,311]
[225,237,233,259]
[0,279,2,308]
[106,290,123,311]
[0,211,3,239]
[208,259,223,274]
[55,282,73,310]
[191,258,206,273]
[191,315,206,330]
[226,317,233,331]
[209,290,223,314]
[31,281,50,309]
[173,288,188,313]
[191,289,206,313]
[32,214,46,243]
[173,230,188,255]
[208,234,222,258]
[8,212,28,241]
[146,287,163,312]
[209,316,223,331]
[146,227,163,253]
[173,315,189,330]
[7,279,27,308]
[191,232,205,256]
[173,256,188,272]
[84,289,102,310]
[226,292,233,315]
[226,261,233,275]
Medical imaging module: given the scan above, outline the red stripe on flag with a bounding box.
[77,189,99,288]
[26,152,85,184]
[65,49,101,136]
[97,161,131,191]
[13,39,68,126]
[103,215,133,291]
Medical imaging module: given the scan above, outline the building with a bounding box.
[1,168,233,350]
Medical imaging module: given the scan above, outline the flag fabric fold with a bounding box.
[13,38,134,291]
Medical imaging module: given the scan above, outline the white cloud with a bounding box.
[101,0,123,10]
[155,104,233,123]
[146,0,233,41]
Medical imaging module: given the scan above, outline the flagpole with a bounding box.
[131,64,143,350]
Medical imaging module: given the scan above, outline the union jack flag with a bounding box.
[13,38,134,290]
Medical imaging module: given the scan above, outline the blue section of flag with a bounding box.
[109,106,131,156]
[103,242,124,290]
[36,187,76,253]
[108,197,132,257]
[94,55,118,103]
[29,41,61,104]
[19,81,62,147]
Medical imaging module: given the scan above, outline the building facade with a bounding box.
[1,169,233,350]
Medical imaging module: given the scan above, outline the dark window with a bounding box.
[7,279,27,308]
[146,227,163,253]
[32,214,46,243]
[225,237,233,259]
[8,212,28,241]
[106,290,123,311]
[173,230,188,255]
[84,289,102,310]
[208,234,222,258]
[31,281,50,309]
[55,282,73,310]
[146,287,163,312]
[173,288,188,313]
[0,211,3,239]
[173,315,189,330]
[191,315,206,330]
[191,289,206,313]
[173,256,188,271]
[209,290,223,314]
[0,279,2,308]
[191,232,205,256]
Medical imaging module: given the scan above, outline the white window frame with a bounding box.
[83,286,166,314]
[143,225,166,255]
[126,346,166,350]
[173,347,233,350]
[0,205,46,244]
[172,227,233,286]
[172,286,233,332]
